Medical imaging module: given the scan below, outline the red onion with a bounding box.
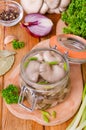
[22,13,53,37]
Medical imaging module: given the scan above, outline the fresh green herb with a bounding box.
[41,110,57,123]
[1,84,19,104]
[47,61,58,65]
[80,84,86,130]
[61,0,86,38]
[37,81,48,85]
[24,61,29,68]
[41,110,50,117]
[63,62,67,71]
[41,110,50,123]
[66,84,86,130]
[29,57,38,61]
[82,84,86,101]
[24,57,38,68]
[42,114,49,123]
[52,111,56,118]
[12,40,25,49]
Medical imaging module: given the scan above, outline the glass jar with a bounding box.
[0,0,23,27]
[18,48,70,111]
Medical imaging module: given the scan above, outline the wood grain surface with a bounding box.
[0,0,86,130]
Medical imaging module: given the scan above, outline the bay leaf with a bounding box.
[0,55,15,76]
[0,50,16,58]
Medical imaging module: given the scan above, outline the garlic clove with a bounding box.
[4,35,17,45]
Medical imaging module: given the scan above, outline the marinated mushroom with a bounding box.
[39,62,65,83]
[25,61,40,82]
[43,51,62,62]
[34,53,43,62]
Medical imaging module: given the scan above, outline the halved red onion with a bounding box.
[22,13,53,37]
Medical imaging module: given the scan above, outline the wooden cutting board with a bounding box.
[4,39,83,126]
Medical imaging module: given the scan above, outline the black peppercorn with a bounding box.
[0,9,19,21]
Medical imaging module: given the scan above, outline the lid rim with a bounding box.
[50,35,86,64]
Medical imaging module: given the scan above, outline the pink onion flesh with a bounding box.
[23,13,53,37]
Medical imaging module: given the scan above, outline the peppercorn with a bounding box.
[0,9,19,21]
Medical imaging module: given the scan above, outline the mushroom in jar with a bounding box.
[33,53,43,62]
[39,62,65,83]
[25,61,40,82]
[43,51,62,62]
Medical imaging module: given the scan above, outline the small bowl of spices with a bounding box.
[0,0,23,27]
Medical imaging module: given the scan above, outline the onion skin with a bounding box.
[21,13,53,37]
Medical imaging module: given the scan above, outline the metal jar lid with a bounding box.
[49,34,86,64]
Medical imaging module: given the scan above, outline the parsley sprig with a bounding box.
[12,40,25,49]
[61,0,86,38]
[1,84,19,104]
